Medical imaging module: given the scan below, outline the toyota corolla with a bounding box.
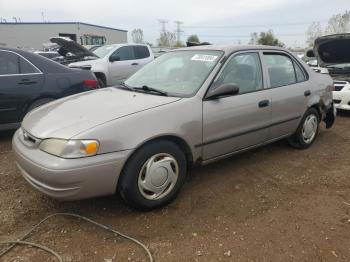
[13,45,336,210]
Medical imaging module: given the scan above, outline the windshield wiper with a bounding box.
[117,82,135,91]
[134,85,168,96]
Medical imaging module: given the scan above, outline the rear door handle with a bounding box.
[304,90,311,96]
[131,63,139,66]
[258,100,270,108]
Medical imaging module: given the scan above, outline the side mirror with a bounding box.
[206,83,239,99]
[109,55,120,62]
[306,49,315,58]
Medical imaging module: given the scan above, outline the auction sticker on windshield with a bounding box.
[191,54,218,62]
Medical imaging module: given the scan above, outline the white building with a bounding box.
[0,22,128,50]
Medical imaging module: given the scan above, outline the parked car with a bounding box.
[312,34,350,111]
[13,45,335,210]
[34,51,61,60]
[0,47,98,131]
[69,43,154,87]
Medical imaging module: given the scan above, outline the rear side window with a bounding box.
[134,46,150,59]
[19,57,40,74]
[294,61,306,82]
[0,51,20,75]
[264,53,296,88]
[110,46,135,61]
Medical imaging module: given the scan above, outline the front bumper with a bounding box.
[12,129,132,200]
[333,91,350,111]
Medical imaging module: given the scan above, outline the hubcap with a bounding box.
[302,114,318,144]
[138,153,179,200]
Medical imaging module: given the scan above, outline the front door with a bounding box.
[202,52,271,160]
[108,46,138,85]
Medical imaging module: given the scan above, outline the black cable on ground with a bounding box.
[0,213,153,262]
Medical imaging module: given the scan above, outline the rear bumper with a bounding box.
[12,129,131,200]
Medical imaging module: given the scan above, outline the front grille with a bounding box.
[334,81,349,91]
[333,99,341,104]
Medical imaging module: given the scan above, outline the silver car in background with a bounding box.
[13,45,336,210]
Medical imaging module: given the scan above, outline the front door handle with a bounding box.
[258,100,270,108]
[304,90,311,96]
[131,63,139,66]
[18,79,37,85]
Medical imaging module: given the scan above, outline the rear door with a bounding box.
[0,50,44,125]
[133,45,152,70]
[108,46,137,85]
[202,51,271,160]
[262,52,309,139]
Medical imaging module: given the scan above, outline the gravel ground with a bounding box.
[0,113,350,262]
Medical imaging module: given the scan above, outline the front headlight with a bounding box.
[39,139,99,158]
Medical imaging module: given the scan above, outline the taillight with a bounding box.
[83,79,99,89]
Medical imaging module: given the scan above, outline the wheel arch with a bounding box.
[94,72,107,85]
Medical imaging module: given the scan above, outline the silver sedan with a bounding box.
[13,45,336,210]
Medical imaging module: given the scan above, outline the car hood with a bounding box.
[50,37,97,58]
[22,88,181,139]
[314,34,350,67]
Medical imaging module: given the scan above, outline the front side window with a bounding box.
[264,53,297,88]
[0,51,20,75]
[214,52,263,94]
[125,50,223,97]
[110,46,135,61]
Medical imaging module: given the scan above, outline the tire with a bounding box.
[97,78,105,88]
[27,98,55,112]
[118,140,187,211]
[288,108,320,149]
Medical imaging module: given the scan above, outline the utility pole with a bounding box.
[174,21,184,45]
[158,19,169,34]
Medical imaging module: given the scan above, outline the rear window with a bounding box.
[134,46,150,59]
[0,51,20,75]
[19,57,40,74]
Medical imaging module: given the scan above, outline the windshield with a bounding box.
[125,50,223,97]
[93,45,116,58]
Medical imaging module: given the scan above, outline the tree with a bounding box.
[254,30,285,47]
[131,28,144,44]
[187,34,200,43]
[325,10,350,34]
[157,32,176,47]
[306,22,323,47]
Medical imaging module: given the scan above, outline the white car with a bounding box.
[312,34,350,111]
[70,44,154,87]
[50,37,154,87]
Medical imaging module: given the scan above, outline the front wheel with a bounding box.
[288,108,320,149]
[118,140,187,211]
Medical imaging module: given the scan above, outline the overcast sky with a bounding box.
[0,0,349,47]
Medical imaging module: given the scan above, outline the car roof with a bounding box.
[175,44,287,54]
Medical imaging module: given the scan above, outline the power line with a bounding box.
[183,19,329,29]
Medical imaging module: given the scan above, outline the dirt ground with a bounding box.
[0,113,350,262]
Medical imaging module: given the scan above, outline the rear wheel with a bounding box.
[118,140,187,211]
[288,108,320,149]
